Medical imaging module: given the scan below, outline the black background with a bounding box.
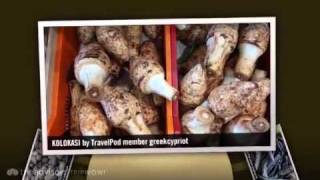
[0,0,319,179]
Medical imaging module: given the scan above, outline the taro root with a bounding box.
[251,69,267,81]
[207,79,270,122]
[204,24,239,76]
[130,57,178,101]
[77,26,96,44]
[126,25,142,58]
[131,88,160,125]
[182,106,223,134]
[179,45,207,74]
[143,25,162,39]
[180,64,207,108]
[139,41,167,104]
[74,43,111,100]
[96,26,129,63]
[177,24,209,45]
[69,81,110,136]
[223,115,270,133]
[235,24,270,80]
[243,79,270,117]
[100,85,151,135]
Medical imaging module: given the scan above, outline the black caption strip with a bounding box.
[48,133,270,150]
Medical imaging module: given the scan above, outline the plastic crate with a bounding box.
[47,26,177,136]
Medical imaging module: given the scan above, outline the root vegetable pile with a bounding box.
[235,24,270,80]
[180,64,207,108]
[70,23,271,136]
[71,25,174,136]
[177,23,271,134]
[74,42,111,100]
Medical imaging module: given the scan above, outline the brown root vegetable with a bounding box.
[130,57,178,101]
[179,45,207,74]
[177,25,209,45]
[235,24,270,80]
[223,115,270,133]
[77,26,96,44]
[180,64,207,107]
[96,26,129,63]
[100,85,151,135]
[131,88,160,125]
[133,44,163,107]
[208,79,270,122]
[143,25,162,39]
[205,24,239,76]
[78,102,110,136]
[251,69,267,81]
[126,26,142,58]
[182,106,223,134]
[74,43,111,100]
[69,81,110,136]
[243,79,270,117]
[140,40,161,62]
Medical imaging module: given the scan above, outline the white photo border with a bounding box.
[38,17,276,155]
